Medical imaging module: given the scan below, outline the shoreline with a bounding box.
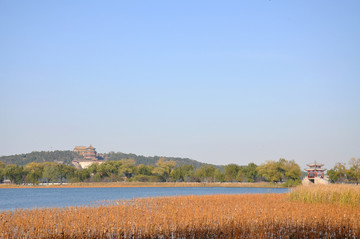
[0,181,285,189]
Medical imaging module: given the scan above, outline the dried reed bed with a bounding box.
[289,184,360,207]
[1,193,360,238]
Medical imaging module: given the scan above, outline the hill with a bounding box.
[105,152,220,169]
[0,150,219,170]
[0,151,75,166]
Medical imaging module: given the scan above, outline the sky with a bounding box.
[0,1,359,170]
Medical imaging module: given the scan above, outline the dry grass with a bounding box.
[289,184,360,207]
[1,193,360,238]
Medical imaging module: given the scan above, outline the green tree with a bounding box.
[224,164,240,182]
[170,164,194,182]
[87,162,99,175]
[24,162,44,185]
[97,162,115,179]
[5,165,26,184]
[93,172,101,182]
[0,161,5,183]
[55,164,75,184]
[282,160,301,181]
[257,159,301,183]
[243,163,258,182]
[333,162,347,183]
[56,164,66,184]
[137,164,154,176]
[327,169,339,183]
[214,169,225,182]
[348,158,360,184]
[236,169,246,182]
[97,161,125,181]
[119,159,137,179]
[42,162,59,183]
[71,169,90,183]
[0,168,4,183]
[152,158,177,182]
[257,161,283,183]
[195,165,216,182]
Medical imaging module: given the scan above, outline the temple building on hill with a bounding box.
[302,161,329,185]
[72,145,105,169]
[74,146,87,155]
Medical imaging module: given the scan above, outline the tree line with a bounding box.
[0,158,302,186]
[327,158,360,184]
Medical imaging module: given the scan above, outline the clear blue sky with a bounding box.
[1,1,359,169]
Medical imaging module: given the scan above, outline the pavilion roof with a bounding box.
[306,161,324,167]
[305,168,326,171]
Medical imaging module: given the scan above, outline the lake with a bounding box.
[0,187,288,211]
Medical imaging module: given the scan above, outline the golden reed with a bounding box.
[1,193,359,238]
[289,184,360,207]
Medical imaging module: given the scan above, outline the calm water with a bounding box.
[0,187,288,211]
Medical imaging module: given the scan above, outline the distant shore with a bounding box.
[0,182,285,189]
